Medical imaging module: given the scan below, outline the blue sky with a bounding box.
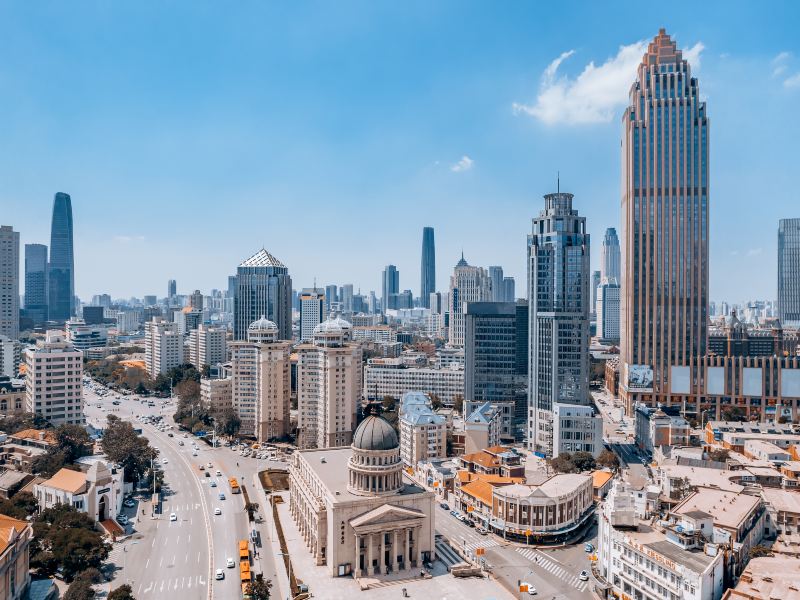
[2,1,799,303]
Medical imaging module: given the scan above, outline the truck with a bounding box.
[229,477,241,494]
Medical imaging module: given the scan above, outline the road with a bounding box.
[84,381,281,599]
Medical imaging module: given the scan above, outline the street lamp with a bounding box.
[277,551,292,600]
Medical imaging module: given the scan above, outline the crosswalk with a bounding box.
[463,537,501,554]
[515,547,588,592]
[138,576,207,596]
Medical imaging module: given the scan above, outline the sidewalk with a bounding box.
[251,472,291,600]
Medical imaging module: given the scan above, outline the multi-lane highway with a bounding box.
[84,382,281,599]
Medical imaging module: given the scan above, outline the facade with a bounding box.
[187,324,227,369]
[23,243,48,326]
[708,312,797,357]
[398,392,447,467]
[0,337,21,379]
[363,359,464,406]
[144,317,182,378]
[591,271,601,319]
[296,314,362,449]
[65,319,108,351]
[24,331,83,425]
[200,376,232,412]
[596,279,621,342]
[189,289,203,310]
[634,404,690,454]
[464,301,518,405]
[420,227,435,308]
[0,376,25,415]
[167,279,176,300]
[448,254,491,348]
[382,265,399,312]
[82,306,104,325]
[234,248,292,341]
[0,227,19,340]
[551,403,603,457]
[620,30,710,409]
[488,266,504,302]
[35,461,124,523]
[527,191,591,456]
[48,192,75,321]
[288,413,435,578]
[230,317,292,441]
[502,277,515,303]
[116,309,142,334]
[299,288,326,342]
[463,402,503,454]
[778,218,800,328]
[601,227,621,282]
[0,514,32,600]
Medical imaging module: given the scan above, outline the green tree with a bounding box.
[721,406,746,422]
[381,395,396,412]
[429,394,442,411]
[596,449,620,471]
[30,449,70,477]
[246,576,273,600]
[217,407,242,437]
[31,504,110,581]
[0,491,38,520]
[55,424,92,463]
[548,453,577,473]
[201,364,211,378]
[571,451,596,472]
[708,448,730,462]
[749,544,773,559]
[175,378,201,402]
[64,577,95,600]
[453,394,464,415]
[107,584,135,600]
[101,415,157,484]
[0,412,49,434]
[245,502,259,521]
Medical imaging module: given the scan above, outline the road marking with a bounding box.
[185,553,189,563]
[145,558,150,569]
[172,554,175,565]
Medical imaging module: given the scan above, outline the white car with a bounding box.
[579,570,589,581]
[226,557,235,568]
[214,508,222,515]
[215,569,224,580]
[162,458,168,464]
[521,582,537,595]
[215,470,222,476]
[169,512,177,522]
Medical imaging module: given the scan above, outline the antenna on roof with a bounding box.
[557,170,560,194]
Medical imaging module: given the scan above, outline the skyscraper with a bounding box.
[0,226,20,338]
[226,276,237,298]
[420,227,436,307]
[325,284,338,313]
[448,254,491,347]
[527,191,591,456]
[591,270,601,319]
[620,30,709,410]
[341,284,354,313]
[48,192,75,322]
[234,248,292,341]
[168,279,177,300]
[503,277,516,302]
[24,244,48,325]
[488,266,504,302]
[601,227,621,282]
[382,265,399,312]
[299,288,326,341]
[778,218,800,328]
[597,280,621,342]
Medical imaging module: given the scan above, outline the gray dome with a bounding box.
[249,315,278,332]
[313,314,352,335]
[352,416,399,451]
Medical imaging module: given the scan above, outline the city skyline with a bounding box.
[2,3,799,302]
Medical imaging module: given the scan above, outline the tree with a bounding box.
[175,378,200,403]
[429,394,442,411]
[381,396,396,412]
[31,504,110,581]
[54,424,92,463]
[0,491,38,520]
[549,453,578,474]
[0,412,50,434]
[201,364,211,378]
[101,415,157,484]
[217,407,242,437]
[571,451,597,472]
[246,576,273,600]
[721,406,746,422]
[107,584,135,600]
[596,449,620,471]
[708,448,730,462]
[245,502,259,521]
[30,449,70,477]
[64,577,95,600]
[453,394,464,415]
[749,544,773,559]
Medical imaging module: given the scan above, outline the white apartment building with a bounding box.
[24,330,84,425]
[299,288,325,342]
[0,335,21,378]
[230,317,292,441]
[398,392,447,466]
[187,324,227,369]
[596,279,621,341]
[115,309,142,334]
[597,479,725,600]
[144,318,182,378]
[363,359,464,406]
[65,319,108,351]
[351,325,396,343]
[551,403,603,458]
[448,255,491,347]
[200,376,232,412]
[297,314,362,449]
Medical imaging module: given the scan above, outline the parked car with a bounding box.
[116,515,128,525]
[170,512,177,522]
[439,503,450,510]
[476,527,488,535]
[123,499,136,508]
[584,543,594,553]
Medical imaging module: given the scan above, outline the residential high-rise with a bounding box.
[620,30,709,411]
[144,317,182,378]
[24,330,83,425]
[381,265,399,312]
[778,218,800,328]
[0,226,20,339]
[488,266,504,302]
[324,284,338,313]
[48,192,75,322]
[447,254,491,347]
[420,227,436,308]
[601,227,621,282]
[527,191,591,456]
[0,335,22,378]
[597,279,621,342]
[591,270,601,319]
[167,279,177,300]
[234,248,292,341]
[24,243,48,326]
[299,288,325,342]
[187,324,227,369]
[296,314,362,449]
[502,277,515,302]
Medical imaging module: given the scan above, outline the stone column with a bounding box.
[390,529,397,572]
[379,531,386,574]
[367,533,374,574]
[354,534,361,576]
[403,528,410,571]
[415,526,422,567]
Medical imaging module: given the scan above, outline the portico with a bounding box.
[351,505,426,575]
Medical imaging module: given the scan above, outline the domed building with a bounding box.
[289,407,435,579]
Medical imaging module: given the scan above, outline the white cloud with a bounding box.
[772,51,791,77]
[114,235,145,243]
[746,247,763,257]
[785,73,800,88]
[514,39,704,126]
[450,156,474,172]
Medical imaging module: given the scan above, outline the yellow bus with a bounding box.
[230,477,241,494]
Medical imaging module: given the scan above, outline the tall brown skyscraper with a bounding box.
[620,29,709,412]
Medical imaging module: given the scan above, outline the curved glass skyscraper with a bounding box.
[49,192,75,321]
[420,227,435,307]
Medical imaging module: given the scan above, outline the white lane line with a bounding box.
[145,558,150,569]
[172,554,175,565]
[159,557,163,567]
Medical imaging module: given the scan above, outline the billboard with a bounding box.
[742,367,763,397]
[670,366,691,395]
[626,363,653,393]
[706,367,725,395]
[781,370,800,398]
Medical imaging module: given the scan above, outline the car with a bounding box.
[210,480,217,487]
[192,451,198,456]
[215,569,224,580]
[450,510,458,517]
[521,581,537,595]
[579,570,589,581]
[162,458,168,464]
[178,441,184,446]
[226,557,235,568]
[117,515,128,525]
[207,462,213,468]
[584,543,594,553]
[169,512,177,522]
[218,493,226,500]
[463,518,475,528]
[214,508,222,515]
[123,499,136,508]
[199,465,205,471]
[183,433,188,438]
[167,433,174,437]
[476,527,488,535]
[112,400,120,405]
[439,503,450,510]
[215,470,222,476]
[205,471,211,477]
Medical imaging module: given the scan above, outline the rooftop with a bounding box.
[761,488,800,515]
[40,468,87,494]
[673,487,762,530]
[0,514,29,556]
[644,539,716,574]
[592,470,614,488]
[239,248,286,269]
[727,556,800,599]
